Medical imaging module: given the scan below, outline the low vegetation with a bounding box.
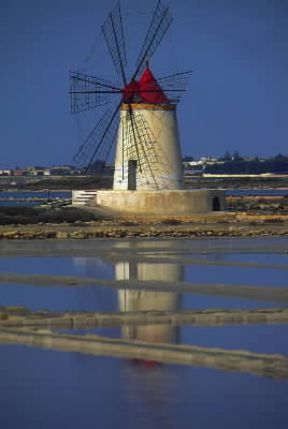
[0,206,109,225]
[0,175,113,190]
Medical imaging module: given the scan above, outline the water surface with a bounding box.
[0,345,287,429]
[1,237,288,428]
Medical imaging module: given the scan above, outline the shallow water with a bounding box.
[0,191,71,206]
[1,283,284,312]
[180,324,288,355]
[61,324,288,355]
[226,189,288,196]
[0,190,72,207]
[0,237,288,428]
[1,345,288,429]
[0,250,287,311]
[0,191,71,199]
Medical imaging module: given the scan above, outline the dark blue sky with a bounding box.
[1,0,287,167]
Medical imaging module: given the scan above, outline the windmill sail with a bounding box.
[102,2,128,85]
[73,104,120,171]
[133,1,172,80]
[157,71,193,104]
[70,0,190,185]
[69,71,120,114]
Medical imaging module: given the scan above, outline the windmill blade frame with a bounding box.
[73,103,121,172]
[132,0,172,80]
[70,1,190,188]
[157,70,193,104]
[126,104,142,173]
[69,71,120,114]
[129,109,160,188]
[121,105,161,188]
[102,2,128,85]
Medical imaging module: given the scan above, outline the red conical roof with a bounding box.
[122,67,169,104]
[139,67,169,104]
[122,80,141,103]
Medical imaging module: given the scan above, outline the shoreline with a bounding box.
[0,216,288,239]
[0,192,288,238]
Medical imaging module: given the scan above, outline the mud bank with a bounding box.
[0,236,287,257]
[1,327,287,379]
[1,307,288,329]
[0,218,288,239]
[1,200,288,238]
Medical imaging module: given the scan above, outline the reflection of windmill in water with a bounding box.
[115,241,182,346]
[70,1,192,191]
[117,261,182,345]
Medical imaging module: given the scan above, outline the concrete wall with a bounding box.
[94,189,225,215]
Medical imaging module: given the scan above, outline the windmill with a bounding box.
[69,1,192,192]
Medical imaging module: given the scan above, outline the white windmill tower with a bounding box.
[113,65,185,192]
[70,2,225,213]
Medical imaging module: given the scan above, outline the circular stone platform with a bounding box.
[73,189,226,215]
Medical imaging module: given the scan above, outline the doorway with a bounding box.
[212,196,221,211]
[128,160,137,190]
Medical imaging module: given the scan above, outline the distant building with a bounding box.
[49,165,82,176]
[182,160,203,176]
[0,169,11,176]
[26,167,46,176]
[12,169,28,177]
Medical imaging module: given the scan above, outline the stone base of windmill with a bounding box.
[73,189,226,215]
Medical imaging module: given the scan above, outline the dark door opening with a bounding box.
[128,160,137,190]
[213,196,221,211]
